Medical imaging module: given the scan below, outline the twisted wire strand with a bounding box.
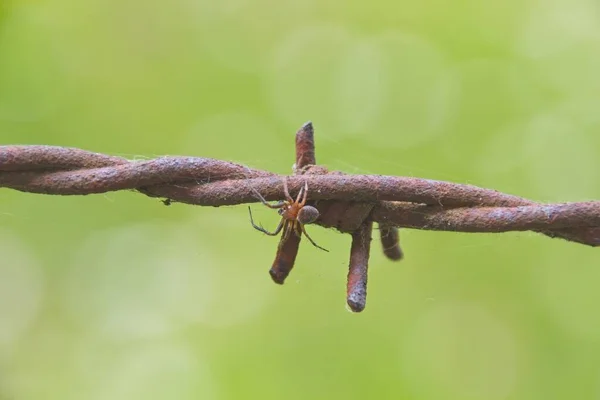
[1,145,599,246]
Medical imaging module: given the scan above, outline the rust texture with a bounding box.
[1,142,599,245]
[148,176,599,246]
[269,232,302,284]
[0,145,127,170]
[265,121,402,299]
[1,123,599,311]
[347,220,373,312]
[373,201,600,232]
[295,121,317,170]
[267,122,317,284]
[379,226,403,261]
[0,153,272,194]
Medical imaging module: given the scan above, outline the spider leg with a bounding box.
[283,178,294,202]
[293,220,302,237]
[281,219,292,242]
[299,180,308,207]
[300,223,329,252]
[250,187,286,209]
[248,207,284,236]
[294,182,305,204]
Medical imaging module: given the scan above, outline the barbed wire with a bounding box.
[1,122,598,311]
[2,143,598,241]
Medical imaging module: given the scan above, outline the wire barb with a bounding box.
[1,124,599,311]
[347,220,373,312]
[379,226,403,261]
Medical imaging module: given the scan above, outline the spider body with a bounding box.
[296,204,320,225]
[248,180,328,252]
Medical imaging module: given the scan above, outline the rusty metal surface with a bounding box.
[2,123,599,311]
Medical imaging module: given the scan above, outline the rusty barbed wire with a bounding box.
[1,122,599,311]
[1,144,598,241]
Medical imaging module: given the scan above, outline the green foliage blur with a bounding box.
[1,1,600,399]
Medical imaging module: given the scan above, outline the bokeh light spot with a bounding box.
[0,230,44,355]
[522,113,597,201]
[402,301,518,400]
[532,248,600,339]
[62,222,216,339]
[61,217,272,338]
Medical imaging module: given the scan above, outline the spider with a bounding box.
[248,179,329,252]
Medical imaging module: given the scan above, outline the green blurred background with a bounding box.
[1,0,600,399]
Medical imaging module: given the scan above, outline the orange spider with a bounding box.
[248,179,328,252]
